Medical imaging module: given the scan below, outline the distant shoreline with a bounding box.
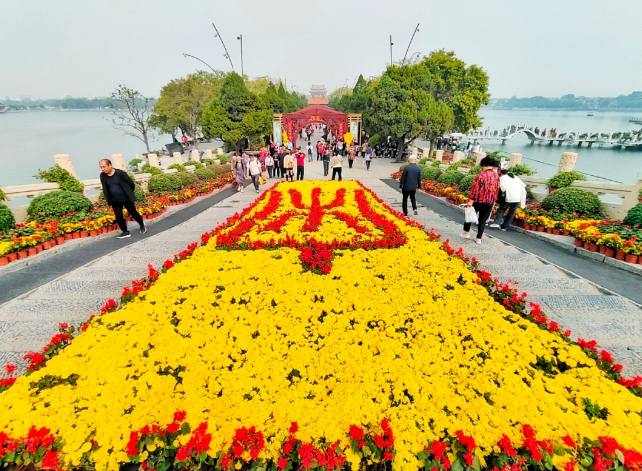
[483,107,642,112]
[1,109,109,112]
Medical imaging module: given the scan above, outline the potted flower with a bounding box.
[622,237,639,264]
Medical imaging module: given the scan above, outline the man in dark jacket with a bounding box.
[399,155,422,216]
[99,159,146,239]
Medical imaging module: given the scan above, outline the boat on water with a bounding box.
[0,103,6,113]
[630,117,642,125]
[587,113,594,116]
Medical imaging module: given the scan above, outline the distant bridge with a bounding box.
[461,124,642,149]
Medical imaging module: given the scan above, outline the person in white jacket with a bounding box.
[247,154,262,193]
[490,169,526,231]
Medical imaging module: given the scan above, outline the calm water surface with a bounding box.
[1,109,641,187]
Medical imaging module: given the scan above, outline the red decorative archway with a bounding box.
[281,105,349,142]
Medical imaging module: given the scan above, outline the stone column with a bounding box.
[147,153,160,167]
[558,152,578,173]
[452,151,464,163]
[508,153,522,168]
[412,146,418,156]
[217,147,224,155]
[190,149,200,162]
[475,152,487,166]
[435,150,444,162]
[173,152,184,165]
[54,154,78,178]
[204,149,213,160]
[111,153,126,171]
[422,147,429,159]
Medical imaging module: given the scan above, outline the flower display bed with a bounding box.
[1,181,641,471]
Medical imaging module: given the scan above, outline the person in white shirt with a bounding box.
[306,142,313,162]
[247,154,262,193]
[264,154,274,178]
[491,169,526,231]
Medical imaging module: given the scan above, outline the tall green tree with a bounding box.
[108,85,155,153]
[201,72,272,153]
[151,70,226,150]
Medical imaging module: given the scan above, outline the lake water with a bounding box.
[1,109,641,188]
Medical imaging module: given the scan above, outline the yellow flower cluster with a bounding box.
[1,182,641,471]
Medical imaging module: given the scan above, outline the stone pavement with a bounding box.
[1,127,641,378]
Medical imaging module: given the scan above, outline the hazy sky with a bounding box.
[2,0,642,100]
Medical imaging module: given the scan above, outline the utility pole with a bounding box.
[237,34,244,78]
[389,35,393,67]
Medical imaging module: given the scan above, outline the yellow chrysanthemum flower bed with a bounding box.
[0,181,641,471]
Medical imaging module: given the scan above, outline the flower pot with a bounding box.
[43,241,53,250]
[605,248,615,257]
[553,229,561,235]
[89,230,99,237]
[616,250,625,261]
[589,243,598,252]
[80,231,89,238]
[638,256,642,265]
[599,245,607,254]
[64,233,73,240]
[17,250,28,259]
[56,236,65,244]
[101,227,108,234]
[574,238,583,247]
[523,223,531,230]
[27,248,37,257]
[546,227,553,234]
[562,230,570,236]
[583,242,590,250]
[72,232,81,239]
[537,226,545,232]
[35,244,43,253]
[0,256,8,266]
[625,254,638,264]
[7,253,18,263]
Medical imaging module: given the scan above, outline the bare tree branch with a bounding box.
[108,85,155,153]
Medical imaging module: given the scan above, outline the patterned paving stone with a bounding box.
[468,253,538,265]
[26,280,127,299]
[554,318,642,348]
[532,295,639,313]
[478,264,569,279]
[0,299,105,321]
[510,278,601,295]
[606,347,642,377]
[62,266,148,281]
[90,256,168,268]
[0,352,26,377]
[0,321,73,347]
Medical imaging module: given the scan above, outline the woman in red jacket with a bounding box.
[461,156,500,244]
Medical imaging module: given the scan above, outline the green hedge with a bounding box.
[148,174,183,193]
[99,184,145,202]
[175,172,199,187]
[437,170,465,185]
[207,164,232,176]
[219,156,228,164]
[195,167,217,179]
[458,174,476,192]
[202,158,216,166]
[27,191,94,221]
[421,166,442,181]
[187,161,204,169]
[509,164,536,176]
[547,171,587,189]
[129,158,143,167]
[0,188,6,202]
[542,187,601,216]
[168,163,187,172]
[0,203,15,232]
[623,204,642,226]
[34,165,84,193]
[140,164,163,175]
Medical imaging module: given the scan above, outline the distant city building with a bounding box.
[308,84,329,105]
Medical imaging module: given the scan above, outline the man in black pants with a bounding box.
[99,159,146,239]
[277,146,287,179]
[399,155,422,216]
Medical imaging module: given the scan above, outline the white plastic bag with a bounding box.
[464,205,479,224]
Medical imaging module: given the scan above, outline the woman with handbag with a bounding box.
[233,156,246,193]
[460,156,500,244]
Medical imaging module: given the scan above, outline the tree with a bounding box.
[151,70,226,150]
[201,72,272,153]
[420,50,490,132]
[108,85,155,153]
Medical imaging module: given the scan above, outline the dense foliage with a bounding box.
[195,167,217,179]
[0,203,15,232]
[0,188,5,201]
[491,91,642,110]
[547,171,587,189]
[34,165,84,193]
[542,187,602,216]
[148,174,183,193]
[508,164,536,176]
[27,191,94,220]
[168,163,186,172]
[174,172,199,188]
[437,169,465,185]
[458,174,477,192]
[421,166,442,181]
[623,204,642,226]
[139,164,163,175]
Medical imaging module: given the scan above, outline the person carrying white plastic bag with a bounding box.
[463,205,479,224]
[460,156,501,244]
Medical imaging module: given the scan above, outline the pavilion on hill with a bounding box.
[308,85,329,105]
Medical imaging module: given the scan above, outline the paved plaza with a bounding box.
[1,129,641,378]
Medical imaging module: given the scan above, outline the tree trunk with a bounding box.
[393,136,406,163]
[192,134,199,151]
[428,138,435,159]
[143,132,151,154]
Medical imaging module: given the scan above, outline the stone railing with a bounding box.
[434,151,642,220]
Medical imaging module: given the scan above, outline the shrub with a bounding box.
[129,158,143,167]
[187,161,204,169]
[148,174,183,193]
[399,163,409,172]
[207,164,232,176]
[526,186,535,201]
[0,203,15,232]
[0,187,5,201]
[219,156,228,164]
[468,165,482,176]
[542,187,601,216]
[547,171,587,189]
[134,184,146,201]
[34,165,84,193]
[419,157,430,165]
[432,160,441,167]
[175,172,199,187]
[623,204,642,226]
[459,174,476,192]
[202,158,216,166]
[140,164,163,175]
[168,163,186,172]
[509,164,536,176]
[27,191,94,220]
[437,170,465,185]
[195,167,217,179]
[421,166,442,181]
[368,134,381,147]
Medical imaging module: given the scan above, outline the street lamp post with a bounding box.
[237,34,244,78]
[403,24,420,63]
[182,53,217,73]
[389,35,393,67]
